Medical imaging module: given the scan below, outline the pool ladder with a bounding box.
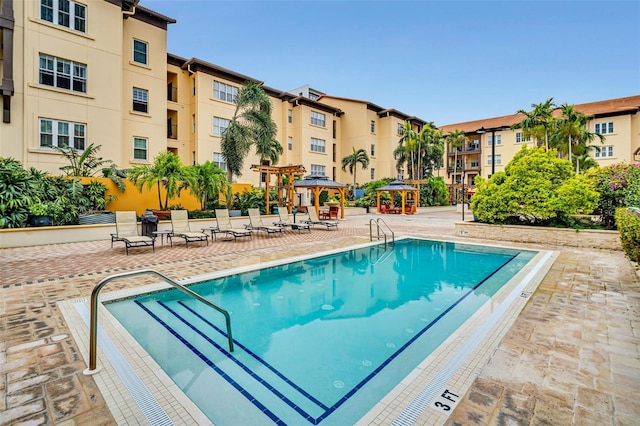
[83,269,234,375]
[369,217,395,247]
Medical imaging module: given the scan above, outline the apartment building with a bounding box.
[0,0,174,174]
[2,0,638,192]
[440,95,640,185]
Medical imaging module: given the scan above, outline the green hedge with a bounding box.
[615,207,640,262]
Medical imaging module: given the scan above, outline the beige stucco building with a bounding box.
[1,0,639,193]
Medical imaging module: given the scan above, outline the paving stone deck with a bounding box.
[1,209,638,426]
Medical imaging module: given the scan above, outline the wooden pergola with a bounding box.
[250,164,306,214]
[376,180,419,215]
[294,174,347,219]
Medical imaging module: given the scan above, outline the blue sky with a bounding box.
[144,0,640,126]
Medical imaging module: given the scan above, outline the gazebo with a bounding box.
[294,174,347,219]
[376,180,419,215]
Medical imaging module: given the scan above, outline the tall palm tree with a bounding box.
[128,152,191,210]
[417,124,444,179]
[394,122,417,178]
[341,147,370,197]
[553,104,604,172]
[253,98,283,188]
[221,81,278,184]
[514,98,556,150]
[445,129,467,186]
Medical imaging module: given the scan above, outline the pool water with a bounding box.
[106,239,536,425]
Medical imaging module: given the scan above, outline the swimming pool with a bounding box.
[103,238,539,425]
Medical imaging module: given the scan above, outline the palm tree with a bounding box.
[188,161,230,210]
[445,129,467,186]
[128,152,191,210]
[417,124,444,179]
[552,104,605,172]
[394,122,417,178]
[341,147,370,197]
[221,82,278,184]
[514,98,556,150]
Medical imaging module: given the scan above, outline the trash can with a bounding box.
[141,211,158,236]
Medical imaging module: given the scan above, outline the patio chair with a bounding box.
[320,205,339,219]
[169,210,209,248]
[275,208,311,233]
[303,208,338,230]
[114,211,155,255]
[215,209,253,241]
[247,208,283,237]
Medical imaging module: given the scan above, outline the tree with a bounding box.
[514,98,556,150]
[188,161,230,210]
[552,104,604,173]
[51,143,126,190]
[394,122,418,179]
[341,147,370,197]
[128,152,192,210]
[417,125,445,179]
[471,147,599,224]
[220,82,279,185]
[445,129,467,186]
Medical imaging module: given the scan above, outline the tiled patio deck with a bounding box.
[1,209,638,425]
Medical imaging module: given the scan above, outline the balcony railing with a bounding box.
[167,86,178,102]
[167,124,177,139]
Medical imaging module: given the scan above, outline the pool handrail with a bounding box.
[83,269,234,375]
[369,217,394,246]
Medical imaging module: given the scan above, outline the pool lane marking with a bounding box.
[133,300,287,426]
[391,250,553,425]
[175,300,328,409]
[131,252,519,425]
[74,302,175,426]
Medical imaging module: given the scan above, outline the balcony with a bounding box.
[167,85,177,102]
[167,124,177,139]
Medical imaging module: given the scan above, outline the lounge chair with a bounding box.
[247,208,283,237]
[169,210,209,248]
[215,209,253,241]
[303,208,338,230]
[114,211,155,255]
[275,208,311,233]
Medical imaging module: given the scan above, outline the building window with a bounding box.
[370,120,375,133]
[288,109,293,123]
[39,118,85,150]
[133,137,148,161]
[40,0,86,33]
[132,87,148,113]
[311,111,326,127]
[595,122,614,134]
[310,137,326,153]
[370,144,375,157]
[370,168,375,180]
[213,117,230,136]
[191,114,196,133]
[288,136,293,151]
[39,54,86,93]
[397,123,404,135]
[133,39,148,65]
[515,132,531,143]
[594,146,614,158]
[487,155,502,166]
[487,135,502,146]
[213,152,227,171]
[311,164,325,176]
[397,169,404,180]
[213,81,238,103]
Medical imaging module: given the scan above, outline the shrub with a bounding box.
[419,176,449,206]
[588,163,640,229]
[615,207,640,262]
[471,147,599,225]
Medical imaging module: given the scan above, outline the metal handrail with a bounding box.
[369,217,395,246]
[83,269,234,375]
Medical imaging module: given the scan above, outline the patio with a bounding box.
[1,208,638,425]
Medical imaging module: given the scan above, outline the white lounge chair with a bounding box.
[215,209,253,241]
[247,208,283,237]
[275,208,311,233]
[114,211,155,255]
[304,208,338,230]
[169,210,209,248]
